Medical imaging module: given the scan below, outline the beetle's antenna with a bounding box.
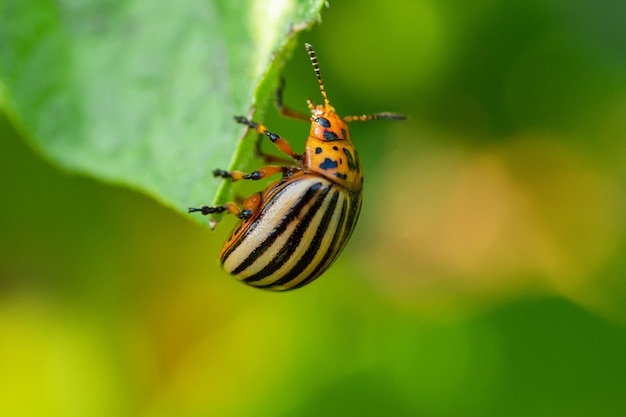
[343,112,407,122]
[305,43,331,110]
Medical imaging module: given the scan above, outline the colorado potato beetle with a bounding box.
[190,43,405,291]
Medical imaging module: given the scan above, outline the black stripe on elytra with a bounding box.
[291,191,349,290]
[302,191,361,288]
[342,192,363,243]
[263,189,340,289]
[244,184,332,283]
[225,182,323,274]
[343,148,359,172]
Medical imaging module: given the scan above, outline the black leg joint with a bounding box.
[238,209,253,220]
[213,169,230,178]
[234,116,257,129]
[189,205,225,215]
[245,171,262,180]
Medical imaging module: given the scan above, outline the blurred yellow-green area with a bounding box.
[2,0,626,416]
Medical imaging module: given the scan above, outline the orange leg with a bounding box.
[245,79,313,164]
[189,192,263,221]
[188,202,251,220]
[254,134,296,165]
[234,116,302,162]
[212,165,289,182]
[274,78,311,122]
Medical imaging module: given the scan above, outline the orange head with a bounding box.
[301,43,406,192]
[302,44,361,191]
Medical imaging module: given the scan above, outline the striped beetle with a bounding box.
[190,43,405,291]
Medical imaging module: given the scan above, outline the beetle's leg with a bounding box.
[250,78,309,165]
[342,112,407,122]
[235,116,302,162]
[254,134,296,165]
[233,194,245,205]
[212,165,289,182]
[188,202,251,220]
[275,77,311,122]
[189,192,263,220]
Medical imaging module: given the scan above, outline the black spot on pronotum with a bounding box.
[315,147,323,154]
[316,117,331,127]
[323,130,340,141]
[343,148,359,172]
[335,173,348,180]
[319,158,338,170]
[332,146,338,151]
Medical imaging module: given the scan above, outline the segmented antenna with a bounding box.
[305,43,330,109]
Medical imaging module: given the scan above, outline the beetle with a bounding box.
[189,43,405,291]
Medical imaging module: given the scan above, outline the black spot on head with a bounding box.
[335,173,348,180]
[316,117,331,127]
[341,128,347,138]
[323,130,340,141]
[319,158,338,170]
[315,147,323,154]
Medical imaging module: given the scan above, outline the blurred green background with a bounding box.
[2,0,626,416]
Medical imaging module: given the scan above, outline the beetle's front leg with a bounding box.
[234,116,302,162]
[212,165,289,182]
[189,192,263,221]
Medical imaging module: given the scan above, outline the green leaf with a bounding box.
[0,0,325,221]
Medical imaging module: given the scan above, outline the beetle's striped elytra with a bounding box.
[189,43,405,291]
